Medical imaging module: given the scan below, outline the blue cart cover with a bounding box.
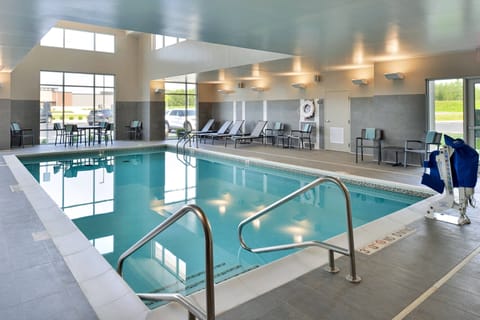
[444,135,479,188]
[421,150,445,193]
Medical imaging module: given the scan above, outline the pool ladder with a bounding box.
[238,176,362,283]
[117,204,215,320]
[176,131,193,154]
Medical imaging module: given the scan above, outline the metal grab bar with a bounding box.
[117,204,215,320]
[238,176,361,283]
[176,132,193,154]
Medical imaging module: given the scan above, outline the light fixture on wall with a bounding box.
[291,82,307,89]
[251,86,266,92]
[217,89,235,94]
[352,79,368,86]
[384,72,405,80]
[154,88,164,94]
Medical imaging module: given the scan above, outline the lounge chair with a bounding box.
[203,120,237,144]
[200,120,232,144]
[190,119,215,146]
[209,120,244,144]
[227,120,268,148]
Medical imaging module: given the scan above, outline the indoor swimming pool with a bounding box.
[20,148,424,305]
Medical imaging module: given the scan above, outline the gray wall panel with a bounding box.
[0,99,11,149]
[11,100,39,145]
[267,100,299,133]
[211,102,233,129]
[245,101,263,132]
[116,101,142,140]
[351,94,426,163]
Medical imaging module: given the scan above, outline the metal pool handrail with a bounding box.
[117,204,215,320]
[237,176,361,283]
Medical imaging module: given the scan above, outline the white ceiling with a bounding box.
[0,0,479,76]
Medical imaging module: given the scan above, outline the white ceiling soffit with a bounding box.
[0,0,479,73]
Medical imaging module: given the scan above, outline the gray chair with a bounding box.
[64,124,86,147]
[53,122,65,145]
[264,122,285,145]
[355,128,383,164]
[95,122,114,145]
[201,120,233,144]
[285,123,313,149]
[205,120,243,145]
[404,131,442,167]
[126,120,142,140]
[227,120,268,148]
[10,122,34,148]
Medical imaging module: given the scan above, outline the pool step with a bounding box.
[147,261,259,297]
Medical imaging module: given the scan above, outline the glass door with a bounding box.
[467,78,480,150]
[427,79,464,141]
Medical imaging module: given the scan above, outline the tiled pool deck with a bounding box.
[1,140,479,319]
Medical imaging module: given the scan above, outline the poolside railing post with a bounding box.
[324,249,340,273]
[341,183,362,283]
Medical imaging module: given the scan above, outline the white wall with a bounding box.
[11,21,141,101]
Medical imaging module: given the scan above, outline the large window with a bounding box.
[154,34,186,50]
[164,79,197,139]
[427,77,480,150]
[40,71,115,144]
[41,27,115,53]
[427,79,464,140]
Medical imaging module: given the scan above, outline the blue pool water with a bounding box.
[21,148,423,302]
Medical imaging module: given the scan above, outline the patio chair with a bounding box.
[94,122,114,145]
[404,131,442,167]
[53,122,65,145]
[10,122,34,148]
[355,128,383,164]
[64,124,86,147]
[126,120,142,140]
[283,123,313,150]
[264,122,285,145]
[227,120,268,148]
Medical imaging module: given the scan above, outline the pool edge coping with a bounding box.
[5,143,437,320]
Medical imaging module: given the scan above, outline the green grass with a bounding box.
[434,100,464,121]
[435,100,462,112]
[435,112,463,121]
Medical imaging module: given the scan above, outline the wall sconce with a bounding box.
[154,88,164,94]
[291,82,307,89]
[217,89,235,94]
[384,72,405,80]
[352,79,368,86]
[251,86,266,92]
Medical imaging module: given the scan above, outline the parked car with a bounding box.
[40,102,52,123]
[88,109,113,125]
[165,109,196,133]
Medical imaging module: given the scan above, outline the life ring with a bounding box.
[301,100,315,119]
